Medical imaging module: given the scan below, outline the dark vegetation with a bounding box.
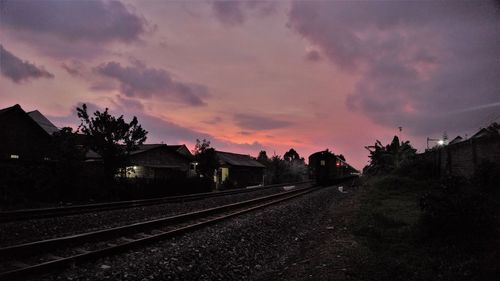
[76,104,148,182]
[352,136,500,281]
[0,106,308,208]
[257,149,307,185]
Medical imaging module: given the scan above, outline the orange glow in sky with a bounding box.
[1,1,498,170]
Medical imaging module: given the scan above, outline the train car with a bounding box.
[308,150,358,186]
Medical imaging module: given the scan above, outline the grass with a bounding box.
[349,174,496,281]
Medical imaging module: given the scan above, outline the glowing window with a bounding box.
[10,154,19,159]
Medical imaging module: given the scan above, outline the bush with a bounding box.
[473,160,500,191]
[419,175,495,240]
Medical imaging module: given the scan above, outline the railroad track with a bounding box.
[0,185,318,280]
[0,181,312,222]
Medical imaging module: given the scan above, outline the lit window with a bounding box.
[10,154,19,159]
[320,160,326,166]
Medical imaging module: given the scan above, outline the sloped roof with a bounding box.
[449,136,463,145]
[129,144,165,155]
[167,145,183,151]
[0,104,20,115]
[27,110,59,135]
[128,144,192,168]
[471,128,490,139]
[85,149,101,159]
[0,104,52,137]
[216,151,265,168]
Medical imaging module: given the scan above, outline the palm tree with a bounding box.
[364,136,416,174]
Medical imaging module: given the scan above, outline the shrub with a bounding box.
[419,175,495,240]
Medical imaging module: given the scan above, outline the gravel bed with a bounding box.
[29,184,350,281]
[0,187,292,247]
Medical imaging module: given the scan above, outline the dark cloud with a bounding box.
[93,61,209,106]
[212,1,276,26]
[234,113,292,130]
[1,0,148,59]
[288,1,500,136]
[305,50,321,62]
[203,116,223,125]
[112,96,144,111]
[2,0,146,43]
[0,44,54,83]
[61,60,85,77]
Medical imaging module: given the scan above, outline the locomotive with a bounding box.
[308,150,359,186]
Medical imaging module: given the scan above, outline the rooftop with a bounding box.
[216,151,265,168]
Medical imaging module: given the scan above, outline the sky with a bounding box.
[0,0,499,170]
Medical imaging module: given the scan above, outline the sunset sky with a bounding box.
[1,0,499,169]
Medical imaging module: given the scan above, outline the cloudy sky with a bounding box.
[1,0,498,169]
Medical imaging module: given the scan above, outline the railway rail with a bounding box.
[0,181,312,222]
[0,184,318,280]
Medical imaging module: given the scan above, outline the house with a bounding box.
[0,104,57,161]
[124,144,196,179]
[214,151,266,189]
[27,110,59,135]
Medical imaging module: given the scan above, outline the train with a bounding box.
[308,150,359,186]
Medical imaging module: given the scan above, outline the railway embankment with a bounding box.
[23,184,351,281]
[0,185,293,247]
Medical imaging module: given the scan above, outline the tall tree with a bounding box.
[284,148,300,162]
[77,104,147,181]
[257,150,269,165]
[193,139,218,179]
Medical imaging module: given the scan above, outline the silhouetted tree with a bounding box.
[364,136,416,175]
[268,155,287,184]
[284,148,300,162]
[193,139,218,180]
[257,150,269,165]
[77,104,147,182]
[51,127,87,162]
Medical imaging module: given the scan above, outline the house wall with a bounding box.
[126,165,185,180]
[128,147,190,172]
[419,135,500,178]
[219,166,264,188]
[0,107,52,161]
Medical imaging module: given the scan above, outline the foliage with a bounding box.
[364,136,416,175]
[283,148,299,162]
[264,149,307,184]
[268,155,287,184]
[192,138,218,180]
[419,171,497,240]
[77,104,147,181]
[473,160,500,190]
[51,127,86,162]
[352,175,491,281]
[257,150,269,164]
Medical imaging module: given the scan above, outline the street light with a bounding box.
[427,137,444,149]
